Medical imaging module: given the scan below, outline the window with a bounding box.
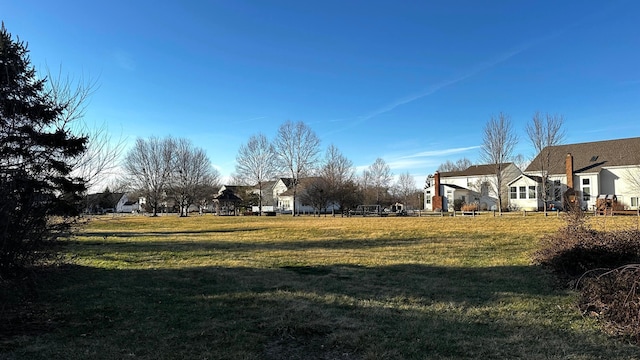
[425,190,431,204]
[582,178,590,185]
[510,187,517,199]
[632,197,638,207]
[583,187,590,201]
[553,180,561,201]
[519,186,526,199]
[528,186,536,199]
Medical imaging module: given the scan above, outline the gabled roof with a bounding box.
[279,177,323,196]
[525,137,640,175]
[214,189,242,201]
[258,180,277,189]
[219,185,252,194]
[277,178,296,188]
[440,163,514,178]
[507,174,543,186]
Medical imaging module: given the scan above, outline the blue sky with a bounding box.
[4,1,640,187]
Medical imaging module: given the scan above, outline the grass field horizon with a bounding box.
[3,215,640,359]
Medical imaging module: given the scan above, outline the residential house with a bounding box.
[272,177,340,214]
[423,163,521,212]
[83,192,141,213]
[272,178,296,213]
[251,180,278,210]
[508,137,640,211]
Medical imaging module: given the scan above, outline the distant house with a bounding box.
[423,163,521,212]
[272,178,296,213]
[508,137,640,211]
[83,192,141,214]
[260,177,339,214]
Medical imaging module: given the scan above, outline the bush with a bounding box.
[453,199,464,211]
[461,203,478,212]
[533,228,640,277]
[579,265,640,342]
[534,208,640,343]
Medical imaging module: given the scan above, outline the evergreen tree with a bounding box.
[0,23,88,277]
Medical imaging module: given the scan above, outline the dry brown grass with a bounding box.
[2,214,639,359]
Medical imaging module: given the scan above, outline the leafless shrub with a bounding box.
[578,265,640,343]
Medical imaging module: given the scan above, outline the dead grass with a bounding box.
[2,214,639,359]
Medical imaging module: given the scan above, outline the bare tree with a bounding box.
[123,137,176,216]
[395,172,417,209]
[45,67,126,191]
[480,112,518,213]
[437,158,473,172]
[274,121,321,216]
[170,139,220,217]
[71,122,127,191]
[367,158,393,205]
[359,169,374,205]
[320,144,356,212]
[526,112,565,212]
[298,177,331,216]
[624,167,640,195]
[235,133,279,214]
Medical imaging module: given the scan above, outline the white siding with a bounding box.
[508,176,540,211]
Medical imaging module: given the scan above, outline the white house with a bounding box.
[423,163,521,212]
[272,178,296,212]
[272,177,340,214]
[509,137,640,211]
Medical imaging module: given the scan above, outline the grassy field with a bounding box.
[2,214,640,359]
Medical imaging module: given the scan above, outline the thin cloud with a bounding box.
[352,44,532,126]
[233,116,267,125]
[401,145,481,159]
[355,145,479,176]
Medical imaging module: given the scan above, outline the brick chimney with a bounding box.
[565,153,574,190]
[432,171,444,211]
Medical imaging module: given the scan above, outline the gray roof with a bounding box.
[525,137,640,175]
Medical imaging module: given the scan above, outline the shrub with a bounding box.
[533,228,640,277]
[461,203,478,212]
[453,199,464,211]
[579,265,640,342]
[534,207,640,343]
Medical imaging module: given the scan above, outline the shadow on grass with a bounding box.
[78,227,267,238]
[3,263,638,360]
[70,237,474,253]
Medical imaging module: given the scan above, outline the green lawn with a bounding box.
[2,215,639,359]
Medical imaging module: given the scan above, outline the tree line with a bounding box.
[121,120,420,216]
